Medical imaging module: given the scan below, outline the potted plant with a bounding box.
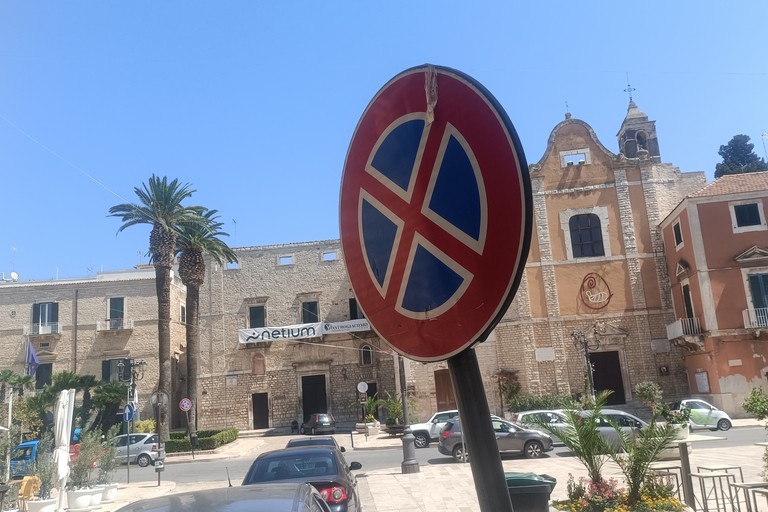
[66,429,101,511]
[95,426,120,503]
[27,433,57,512]
[660,403,691,439]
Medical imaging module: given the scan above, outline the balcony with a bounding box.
[743,308,768,330]
[666,317,705,352]
[97,318,134,332]
[23,323,62,336]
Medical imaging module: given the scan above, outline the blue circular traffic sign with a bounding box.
[340,65,532,362]
[123,403,135,422]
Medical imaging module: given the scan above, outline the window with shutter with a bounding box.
[302,301,319,323]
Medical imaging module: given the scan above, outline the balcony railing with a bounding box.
[97,318,134,331]
[743,308,768,329]
[666,317,702,339]
[23,323,62,336]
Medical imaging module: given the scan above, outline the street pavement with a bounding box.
[80,418,765,511]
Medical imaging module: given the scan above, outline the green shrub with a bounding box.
[508,393,576,412]
[165,439,192,453]
[163,428,238,453]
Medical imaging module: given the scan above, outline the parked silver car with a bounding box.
[510,410,567,443]
[114,433,166,467]
[437,417,553,462]
[572,409,648,449]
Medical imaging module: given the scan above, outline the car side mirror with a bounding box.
[349,462,362,470]
[340,447,346,452]
[432,418,439,424]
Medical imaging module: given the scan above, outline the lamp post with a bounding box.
[571,327,601,400]
[117,359,145,484]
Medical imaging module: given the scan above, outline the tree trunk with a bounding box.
[186,285,200,434]
[155,264,172,442]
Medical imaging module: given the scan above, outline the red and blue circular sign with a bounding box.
[340,65,532,362]
[179,398,192,412]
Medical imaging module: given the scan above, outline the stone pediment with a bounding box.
[675,260,690,278]
[594,322,628,346]
[735,246,768,267]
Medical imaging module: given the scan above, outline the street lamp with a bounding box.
[117,359,145,484]
[571,327,601,400]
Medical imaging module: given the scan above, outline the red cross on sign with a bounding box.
[340,65,532,362]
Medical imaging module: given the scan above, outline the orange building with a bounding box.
[660,172,768,416]
[492,101,706,409]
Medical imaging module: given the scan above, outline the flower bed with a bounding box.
[553,475,686,512]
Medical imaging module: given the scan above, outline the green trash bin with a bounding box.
[504,472,556,512]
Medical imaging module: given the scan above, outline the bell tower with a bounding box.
[616,85,661,162]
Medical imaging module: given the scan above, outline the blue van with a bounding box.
[10,439,40,479]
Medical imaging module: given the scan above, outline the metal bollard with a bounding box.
[400,428,420,474]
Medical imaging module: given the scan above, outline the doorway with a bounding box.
[591,351,626,405]
[434,369,457,411]
[251,393,269,429]
[301,374,328,421]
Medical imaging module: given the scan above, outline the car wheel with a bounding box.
[413,432,429,449]
[524,441,544,458]
[717,419,732,431]
[452,444,469,463]
[300,426,306,434]
[137,454,152,468]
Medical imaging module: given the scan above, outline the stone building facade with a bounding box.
[0,102,721,431]
[493,102,706,408]
[0,267,187,423]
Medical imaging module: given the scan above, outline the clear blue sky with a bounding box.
[2,2,767,282]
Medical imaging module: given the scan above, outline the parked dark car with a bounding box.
[300,413,336,435]
[115,482,331,512]
[242,446,362,512]
[286,435,346,452]
[438,417,553,462]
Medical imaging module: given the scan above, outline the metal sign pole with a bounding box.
[449,348,513,512]
[186,410,195,460]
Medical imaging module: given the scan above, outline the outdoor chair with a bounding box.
[17,476,41,512]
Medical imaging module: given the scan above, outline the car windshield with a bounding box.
[245,454,338,483]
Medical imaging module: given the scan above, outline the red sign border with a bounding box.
[340,65,532,362]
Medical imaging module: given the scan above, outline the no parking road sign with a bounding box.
[179,398,192,412]
[340,65,531,362]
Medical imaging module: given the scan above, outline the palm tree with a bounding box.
[176,208,237,433]
[9,374,34,397]
[109,175,201,441]
[92,381,129,432]
[0,369,16,403]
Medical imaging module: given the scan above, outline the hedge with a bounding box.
[507,393,577,413]
[164,428,239,453]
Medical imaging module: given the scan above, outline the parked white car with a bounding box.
[674,399,732,431]
[408,410,458,448]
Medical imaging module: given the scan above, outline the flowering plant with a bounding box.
[554,474,686,512]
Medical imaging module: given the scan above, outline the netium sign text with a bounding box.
[238,319,370,343]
